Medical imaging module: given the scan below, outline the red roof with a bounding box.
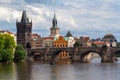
[93,41,109,45]
[42,37,54,40]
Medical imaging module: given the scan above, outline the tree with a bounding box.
[92,44,97,47]
[0,49,13,62]
[0,34,15,62]
[74,41,80,47]
[14,44,26,61]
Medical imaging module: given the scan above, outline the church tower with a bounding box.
[16,10,32,48]
[50,14,60,37]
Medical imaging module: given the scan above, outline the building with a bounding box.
[42,14,61,48]
[64,30,75,47]
[54,36,67,48]
[42,37,54,47]
[54,36,71,64]
[16,10,32,48]
[31,34,42,48]
[0,30,16,45]
[50,14,60,37]
[92,41,107,47]
[77,36,90,47]
[102,34,117,47]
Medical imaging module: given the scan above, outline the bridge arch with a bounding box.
[28,51,45,61]
[80,50,102,63]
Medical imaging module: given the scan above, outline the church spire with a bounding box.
[52,13,57,28]
[21,10,29,23]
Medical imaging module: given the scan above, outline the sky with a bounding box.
[0,0,120,41]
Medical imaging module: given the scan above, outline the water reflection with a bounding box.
[0,63,17,80]
[56,59,72,65]
[0,60,120,80]
[15,62,32,80]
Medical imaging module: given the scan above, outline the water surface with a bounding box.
[0,59,120,80]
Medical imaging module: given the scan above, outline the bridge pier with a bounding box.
[101,54,115,63]
[101,47,116,63]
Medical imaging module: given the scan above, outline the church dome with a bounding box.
[102,34,117,42]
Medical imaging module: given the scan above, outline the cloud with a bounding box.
[0,0,120,41]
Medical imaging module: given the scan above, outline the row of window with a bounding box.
[54,45,67,48]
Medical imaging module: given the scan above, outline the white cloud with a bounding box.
[0,0,120,41]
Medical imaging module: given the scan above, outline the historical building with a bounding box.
[31,33,42,48]
[53,36,71,64]
[50,14,60,37]
[42,37,54,47]
[42,14,61,48]
[64,30,75,47]
[54,36,67,48]
[77,36,90,47]
[16,10,32,48]
[102,34,117,47]
[0,30,16,45]
[92,41,107,47]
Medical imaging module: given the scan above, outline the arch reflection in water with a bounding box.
[81,52,101,63]
[55,51,72,64]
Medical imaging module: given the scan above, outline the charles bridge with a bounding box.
[27,46,120,63]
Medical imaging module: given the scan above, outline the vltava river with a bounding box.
[0,59,120,80]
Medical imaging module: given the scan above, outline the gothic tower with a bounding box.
[50,14,60,37]
[16,10,32,48]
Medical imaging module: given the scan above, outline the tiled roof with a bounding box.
[42,37,54,40]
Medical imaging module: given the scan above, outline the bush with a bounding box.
[14,44,26,61]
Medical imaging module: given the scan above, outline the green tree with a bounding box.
[14,44,26,61]
[0,34,15,62]
[3,34,15,49]
[0,34,5,49]
[92,44,97,47]
[74,41,80,47]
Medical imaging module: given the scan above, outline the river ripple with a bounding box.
[0,59,120,80]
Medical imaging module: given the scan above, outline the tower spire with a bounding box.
[52,13,57,28]
[21,10,29,23]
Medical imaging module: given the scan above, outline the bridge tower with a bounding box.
[16,10,32,48]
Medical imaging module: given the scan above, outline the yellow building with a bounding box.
[54,36,71,64]
[54,36,67,48]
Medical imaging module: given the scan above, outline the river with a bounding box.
[0,58,120,80]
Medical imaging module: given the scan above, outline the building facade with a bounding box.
[54,36,71,64]
[54,36,67,48]
[31,34,42,48]
[42,37,54,47]
[64,30,75,47]
[77,36,90,47]
[16,10,32,48]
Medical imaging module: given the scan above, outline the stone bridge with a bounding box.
[27,47,120,63]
